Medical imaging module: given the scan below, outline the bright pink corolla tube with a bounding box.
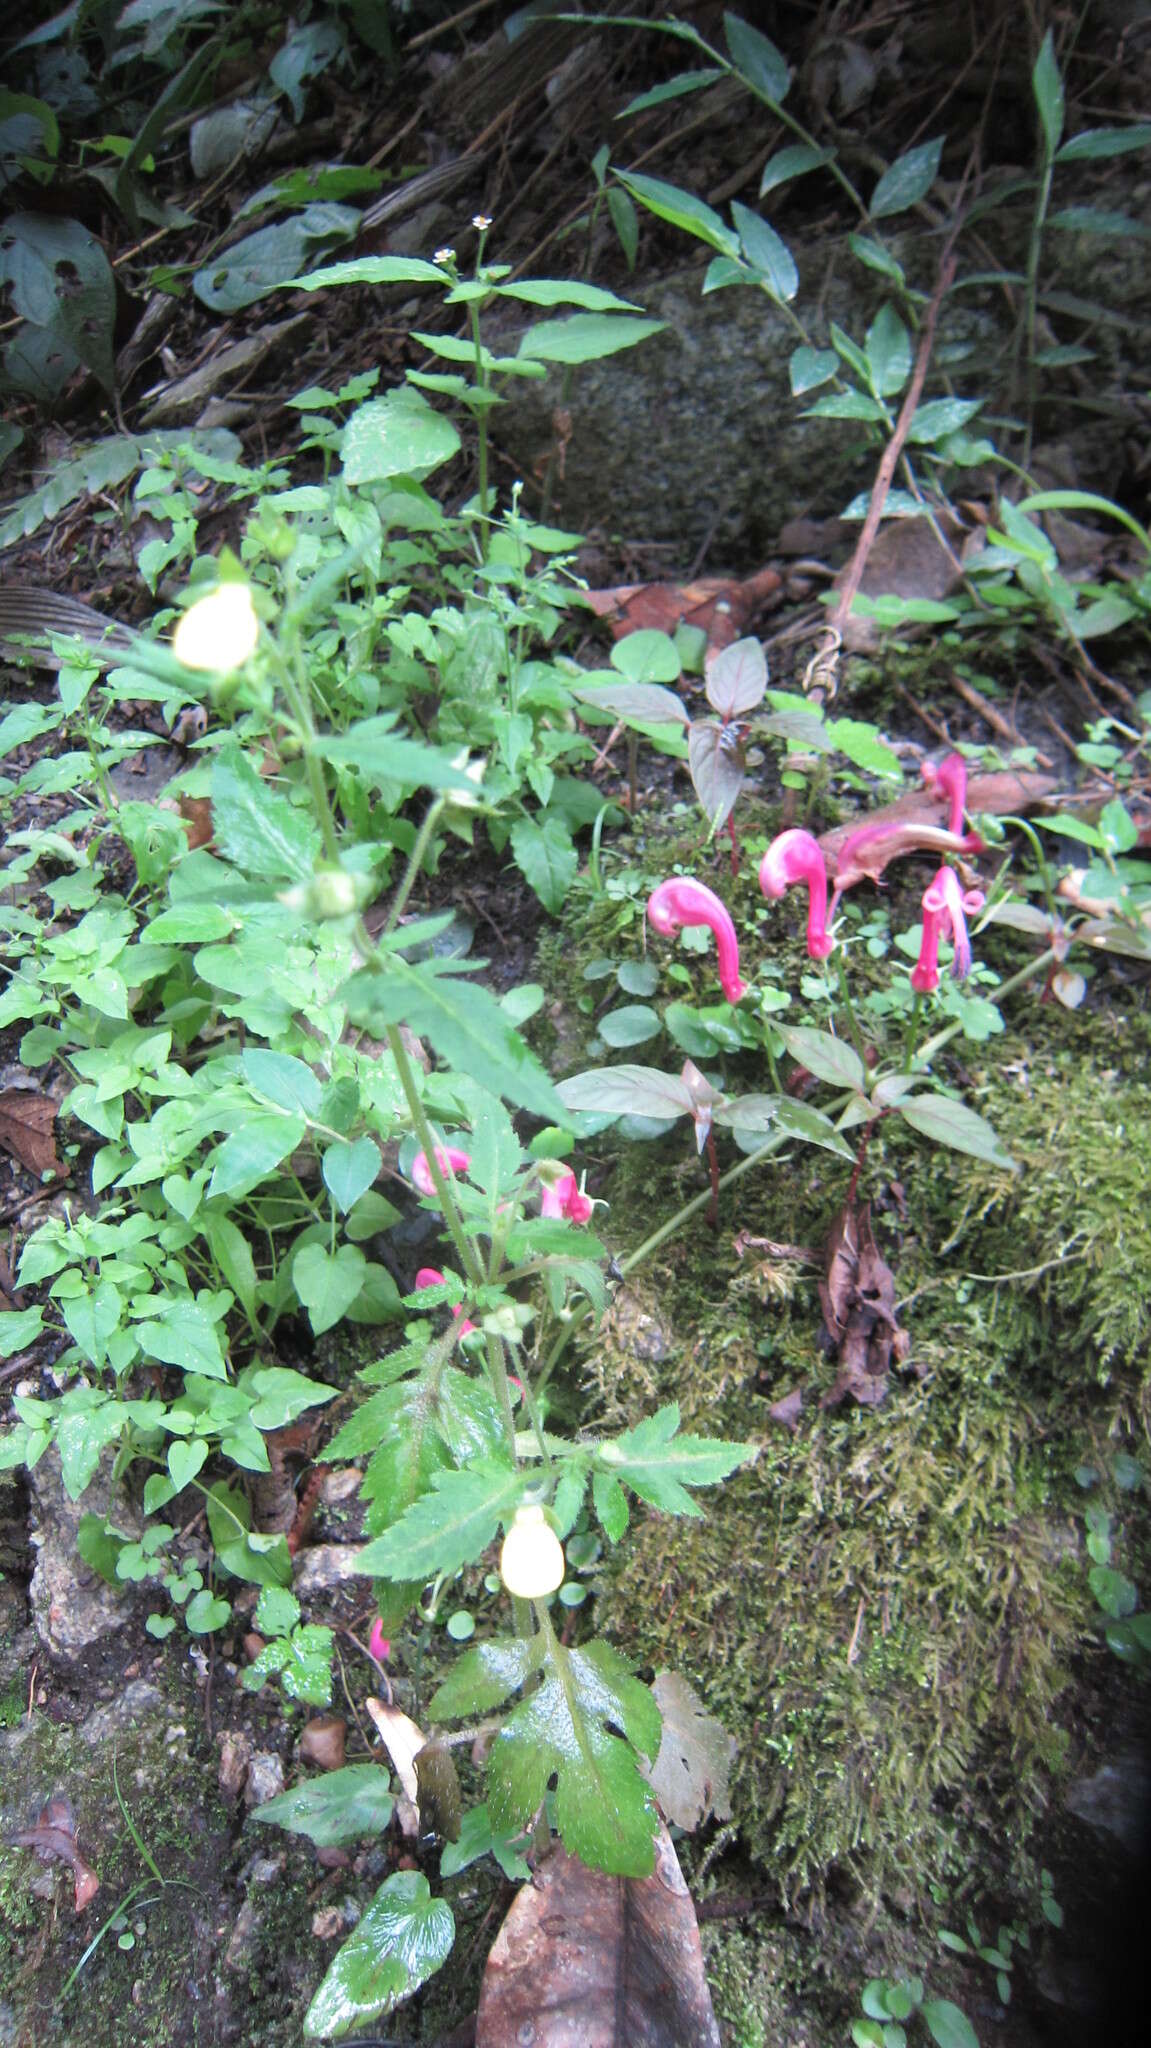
[540,1171,594,1225]
[414,1265,476,1336]
[921,753,969,837]
[411,1145,471,1197]
[647,878,746,1003]
[758,829,834,959]
[910,868,986,993]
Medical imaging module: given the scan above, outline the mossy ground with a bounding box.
[544,818,1151,2035]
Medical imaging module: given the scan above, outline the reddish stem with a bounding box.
[705,1127,720,1228]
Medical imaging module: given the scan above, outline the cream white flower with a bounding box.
[499,1504,565,1599]
[172,583,260,673]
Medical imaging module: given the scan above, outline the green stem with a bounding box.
[836,956,868,1067]
[378,797,446,939]
[913,946,1056,1069]
[468,299,491,553]
[1021,148,1055,470]
[902,990,925,1071]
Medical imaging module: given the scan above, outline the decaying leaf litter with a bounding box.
[1,4,1150,2047]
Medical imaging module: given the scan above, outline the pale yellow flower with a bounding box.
[172,583,260,673]
[499,1504,565,1599]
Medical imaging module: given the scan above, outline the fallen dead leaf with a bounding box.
[300,1715,346,1771]
[364,1697,424,1836]
[176,794,214,850]
[819,1200,909,1409]
[0,1087,62,1179]
[8,1793,100,1913]
[584,565,782,650]
[475,1824,721,2048]
[640,1672,736,1833]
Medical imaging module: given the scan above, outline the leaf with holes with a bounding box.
[0,211,116,391]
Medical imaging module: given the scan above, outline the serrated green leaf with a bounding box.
[487,1635,660,1877]
[343,958,561,1120]
[509,814,577,915]
[428,1636,534,1720]
[303,1871,454,2039]
[210,744,320,881]
[598,1403,756,1516]
[134,1298,228,1380]
[342,389,461,484]
[357,1461,523,1581]
[253,1764,394,1846]
[593,1467,629,1542]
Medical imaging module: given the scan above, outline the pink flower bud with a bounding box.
[411,1145,471,1198]
[647,878,746,1003]
[758,829,834,959]
[413,1266,476,1336]
[368,1619,390,1663]
[921,753,968,838]
[910,868,986,993]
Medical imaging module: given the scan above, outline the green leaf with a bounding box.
[429,1637,534,1720]
[357,1461,524,1581]
[135,1298,228,1380]
[803,391,886,422]
[493,281,643,312]
[614,170,738,258]
[724,13,790,100]
[293,1242,366,1336]
[0,210,116,392]
[322,1136,382,1214]
[599,1005,662,1048]
[778,1025,866,1092]
[573,678,688,729]
[1088,1564,1138,1618]
[921,2000,979,2048]
[518,313,664,364]
[557,1064,696,1123]
[619,68,725,117]
[168,1439,207,1492]
[598,1403,756,1516]
[76,1513,126,1586]
[343,958,562,1120]
[789,345,839,395]
[185,1589,231,1633]
[905,397,984,443]
[897,1094,1016,1170]
[316,717,478,795]
[210,744,319,881]
[1032,30,1064,159]
[289,254,449,290]
[731,201,797,299]
[593,1468,630,1543]
[761,143,832,197]
[342,389,461,484]
[254,1583,301,1638]
[870,137,944,216]
[439,1802,531,1882]
[865,304,911,397]
[242,1365,336,1430]
[194,206,358,312]
[255,1765,395,1847]
[207,1116,307,1202]
[1056,123,1151,161]
[508,814,577,915]
[242,1049,323,1118]
[303,1871,454,2039]
[827,716,903,778]
[487,1635,661,1877]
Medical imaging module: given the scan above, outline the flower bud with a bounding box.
[499,1505,564,1599]
[278,867,371,921]
[172,582,260,673]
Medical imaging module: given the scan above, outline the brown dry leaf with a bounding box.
[640,1672,735,1832]
[584,565,782,650]
[819,1201,907,1409]
[475,1824,721,2048]
[768,1385,806,1432]
[0,1088,62,1179]
[300,1715,346,1771]
[835,513,983,651]
[364,1697,424,1836]
[176,794,214,850]
[819,768,1060,885]
[9,1793,100,1913]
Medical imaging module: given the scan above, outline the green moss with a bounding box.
[564,978,1151,1909]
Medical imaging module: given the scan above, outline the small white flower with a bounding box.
[172,583,259,673]
[472,214,492,231]
[433,246,456,266]
[499,1504,565,1599]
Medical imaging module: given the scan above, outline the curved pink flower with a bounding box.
[647,878,746,1003]
[910,868,986,993]
[758,829,834,959]
[368,1619,390,1664]
[921,753,968,838]
[411,1145,471,1198]
[540,1170,594,1226]
[414,1265,476,1336]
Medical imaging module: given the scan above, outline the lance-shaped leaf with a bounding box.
[778,1024,867,1092]
[303,1870,454,2038]
[572,679,689,729]
[897,1093,1017,1171]
[252,1764,394,1846]
[596,1403,757,1517]
[486,1635,662,1878]
[558,1063,709,1123]
[688,719,746,831]
[356,1460,525,1581]
[344,957,561,1119]
[705,635,767,717]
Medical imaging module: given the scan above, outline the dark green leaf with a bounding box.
[614,170,738,258]
[778,1025,866,1092]
[1032,30,1064,159]
[897,1093,1017,1170]
[254,1764,394,1847]
[509,814,577,915]
[724,13,790,100]
[429,1637,534,1720]
[303,1871,453,2039]
[356,1461,524,1581]
[211,744,319,881]
[599,1005,662,1048]
[599,1403,756,1516]
[921,2001,979,2048]
[870,137,944,216]
[343,959,562,1120]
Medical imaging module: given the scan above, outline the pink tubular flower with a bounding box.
[368,1619,390,1664]
[414,1266,476,1336]
[540,1170,594,1226]
[758,829,834,960]
[921,753,968,837]
[647,878,746,1003]
[910,868,986,993]
[411,1145,471,1198]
